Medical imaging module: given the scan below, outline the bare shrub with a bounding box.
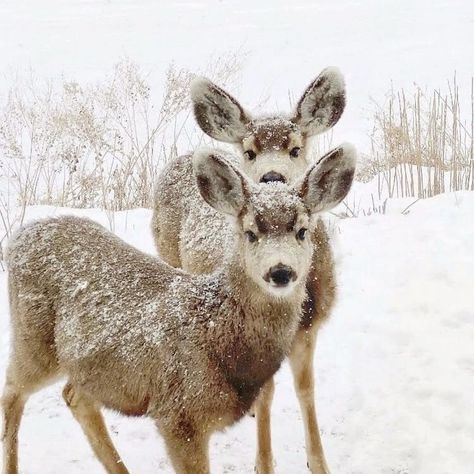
[0,53,243,240]
[361,75,474,200]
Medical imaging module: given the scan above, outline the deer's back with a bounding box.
[6,216,243,423]
[6,215,305,430]
[8,219,193,381]
[153,153,233,273]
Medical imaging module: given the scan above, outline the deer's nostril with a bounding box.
[271,269,291,285]
[268,264,296,287]
[260,172,286,184]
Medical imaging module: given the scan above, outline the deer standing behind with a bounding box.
[152,69,347,473]
[2,148,355,474]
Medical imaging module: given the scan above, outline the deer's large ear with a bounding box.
[191,78,251,143]
[296,143,356,213]
[293,68,346,137]
[193,148,250,216]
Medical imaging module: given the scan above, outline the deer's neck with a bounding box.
[210,254,305,414]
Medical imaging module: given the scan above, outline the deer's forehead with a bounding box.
[240,189,308,233]
[244,118,303,152]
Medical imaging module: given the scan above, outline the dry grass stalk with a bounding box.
[360,75,474,200]
[0,54,243,242]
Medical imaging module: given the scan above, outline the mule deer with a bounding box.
[2,147,355,474]
[152,70,347,473]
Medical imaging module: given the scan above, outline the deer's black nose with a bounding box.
[268,264,296,287]
[260,172,286,184]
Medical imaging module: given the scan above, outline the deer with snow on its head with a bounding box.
[191,67,345,185]
[152,70,349,473]
[2,146,356,474]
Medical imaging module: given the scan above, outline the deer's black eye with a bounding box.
[244,150,257,161]
[245,230,258,243]
[289,147,301,158]
[296,228,307,241]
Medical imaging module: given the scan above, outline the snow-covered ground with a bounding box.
[0,192,473,473]
[1,0,474,472]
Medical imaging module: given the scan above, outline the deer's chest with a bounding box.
[217,335,285,416]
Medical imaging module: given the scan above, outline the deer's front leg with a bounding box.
[254,378,275,474]
[159,422,210,474]
[63,383,129,474]
[289,329,330,474]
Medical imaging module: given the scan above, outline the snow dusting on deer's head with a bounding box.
[193,144,356,298]
[191,68,346,186]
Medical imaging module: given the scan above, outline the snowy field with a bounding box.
[1,0,474,473]
[0,193,473,473]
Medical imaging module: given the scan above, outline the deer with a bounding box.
[152,69,347,473]
[2,146,356,474]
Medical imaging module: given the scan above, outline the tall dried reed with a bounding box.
[361,75,474,200]
[0,54,243,240]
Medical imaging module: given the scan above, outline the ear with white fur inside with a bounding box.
[294,67,346,136]
[297,143,356,213]
[193,148,250,216]
[190,77,251,143]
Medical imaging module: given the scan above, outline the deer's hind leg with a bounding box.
[1,373,51,474]
[62,383,129,474]
[2,380,27,474]
[2,286,60,474]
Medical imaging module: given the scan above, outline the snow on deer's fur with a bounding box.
[152,68,349,473]
[2,147,355,474]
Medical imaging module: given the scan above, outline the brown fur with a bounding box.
[250,119,297,152]
[3,152,334,473]
[152,145,355,474]
[255,206,298,235]
[154,72,350,473]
